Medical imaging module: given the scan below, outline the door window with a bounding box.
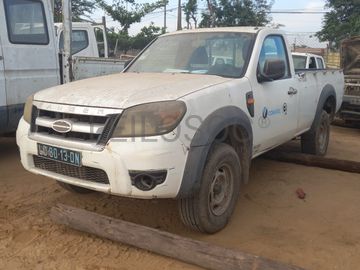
[94,27,105,57]
[4,0,49,45]
[316,57,324,69]
[292,55,307,69]
[59,30,89,55]
[258,35,290,80]
[309,57,317,69]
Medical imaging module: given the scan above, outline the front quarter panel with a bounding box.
[176,78,254,197]
[177,78,253,148]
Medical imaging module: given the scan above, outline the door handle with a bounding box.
[297,72,306,80]
[288,87,298,96]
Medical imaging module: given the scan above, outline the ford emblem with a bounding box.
[52,120,72,133]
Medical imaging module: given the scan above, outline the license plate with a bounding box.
[37,143,82,167]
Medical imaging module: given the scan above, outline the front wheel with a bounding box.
[301,110,330,156]
[178,143,241,234]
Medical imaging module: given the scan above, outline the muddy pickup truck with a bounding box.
[17,27,344,233]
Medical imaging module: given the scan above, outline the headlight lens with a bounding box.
[23,95,34,124]
[112,101,186,137]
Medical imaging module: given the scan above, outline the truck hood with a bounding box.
[34,72,231,109]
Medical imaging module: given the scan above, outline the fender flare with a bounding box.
[310,84,336,131]
[177,106,253,198]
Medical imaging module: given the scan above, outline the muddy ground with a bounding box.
[0,125,359,270]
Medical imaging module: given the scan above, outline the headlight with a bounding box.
[23,94,34,124]
[112,101,186,137]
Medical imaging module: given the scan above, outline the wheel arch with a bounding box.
[177,106,253,198]
[311,84,337,130]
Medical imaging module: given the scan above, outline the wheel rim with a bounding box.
[318,117,329,153]
[208,163,234,216]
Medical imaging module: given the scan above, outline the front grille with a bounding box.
[30,106,120,147]
[33,156,109,184]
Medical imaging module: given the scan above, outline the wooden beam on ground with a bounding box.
[51,204,306,270]
[265,151,360,174]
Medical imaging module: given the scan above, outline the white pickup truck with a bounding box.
[0,0,125,134]
[17,27,344,233]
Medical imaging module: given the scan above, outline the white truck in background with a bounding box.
[17,27,344,233]
[56,22,127,81]
[292,52,326,70]
[0,0,125,135]
[56,22,109,58]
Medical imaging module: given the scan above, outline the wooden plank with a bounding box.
[51,204,306,270]
[265,151,360,174]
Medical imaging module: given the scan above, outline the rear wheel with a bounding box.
[57,181,94,194]
[178,143,241,233]
[301,110,330,156]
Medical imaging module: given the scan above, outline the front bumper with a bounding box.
[339,95,360,121]
[16,118,188,199]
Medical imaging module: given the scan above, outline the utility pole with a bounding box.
[164,1,167,32]
[102,16,109,58]
[62,0,72,83]
[177,0,182,31]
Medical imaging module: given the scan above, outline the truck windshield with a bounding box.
[126,32,255,78]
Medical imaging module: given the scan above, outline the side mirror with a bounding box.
[257,59,286,82]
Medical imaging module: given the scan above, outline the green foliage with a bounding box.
[97,0,164,34]
[132,23,163,49]
[54,0,96,23]
[199,0,273,28]
[108,23,162,54]
[183,0,198,28]
[316,0,360,48]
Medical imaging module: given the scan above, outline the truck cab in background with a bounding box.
[292,52,326,70]
[0,0,126,135]
[0,0,60,133]
[55,22,109,58]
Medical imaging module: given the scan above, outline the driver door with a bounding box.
[253,35,299,152]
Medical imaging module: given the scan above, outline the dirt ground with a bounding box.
[0,125,359,270]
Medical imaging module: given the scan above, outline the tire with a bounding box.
[57,181,94,194]
[178,143,241,234]
[301,110,330,156]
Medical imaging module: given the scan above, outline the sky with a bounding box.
[92,0,328,45]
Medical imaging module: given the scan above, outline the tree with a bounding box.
[316,0,360,48]
[132,23,163,50]
[54,0,97,23]
[183,0,198,29]
[97,0,164,34]
[199,0,273,28]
